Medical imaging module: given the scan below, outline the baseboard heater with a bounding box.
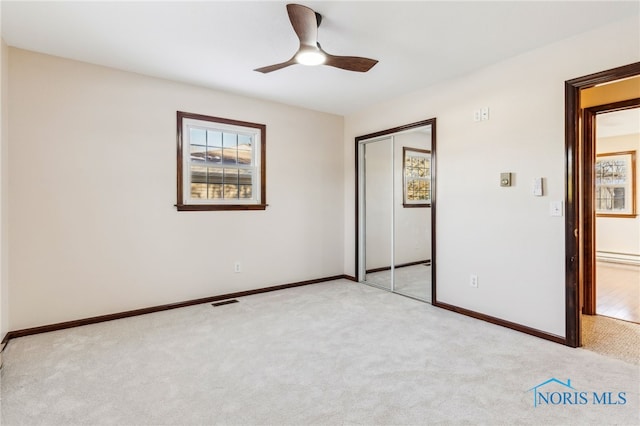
[596,251,640,266]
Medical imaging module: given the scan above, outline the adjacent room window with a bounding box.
[176,111,266,211]
[595,150,636,217]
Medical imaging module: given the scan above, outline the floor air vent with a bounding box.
[212,299,239,307]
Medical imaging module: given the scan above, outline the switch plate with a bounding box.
[234,261,241,273]
[470,274,478,288]
[550,201,563,217]
[533,177,543,196]
[500,172,512,187]
[474,108,490,122]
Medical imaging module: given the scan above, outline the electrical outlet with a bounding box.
[234,262,241,273]
[470,274,478,288]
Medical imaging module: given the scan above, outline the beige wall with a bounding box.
[8,48,344,330]
[344,16,640,338]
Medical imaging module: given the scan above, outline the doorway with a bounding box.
[355,119,436,302]
[584,102,640,324]
[565,62,640,348]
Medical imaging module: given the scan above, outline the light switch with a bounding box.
[500,172,512,187]
[533,177,543,196]
[550,201,563,217]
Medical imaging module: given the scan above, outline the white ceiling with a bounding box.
[597,108,640,138]
[1,1,638,115]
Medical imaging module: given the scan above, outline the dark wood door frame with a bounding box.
[582,98,640,316]
[564,62,640,348]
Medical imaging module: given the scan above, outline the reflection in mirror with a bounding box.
[363,138,393,290]
[357,119,435,303]
[393,129,432,301]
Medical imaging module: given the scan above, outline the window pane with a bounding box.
[190,128,206,146]
[224,184,239,199]
[223,169,239,185]
[238,135,253,165]
[206,147,222,163]
[223,133,238,148]
[208,168,223,184]
[239,185,252,199]
[191,166,207,184]
[207,130,222,148]
[222,148,238,165]
[191,183,207,199]
[239,169,253,200]
[208,184,223,199]
[613,188,625,210]
[239,169,252,185]
[190,145,207,163]
[222,134,238,164]
[407,178,430,201]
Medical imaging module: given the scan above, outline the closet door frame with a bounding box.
[355,118,437,302]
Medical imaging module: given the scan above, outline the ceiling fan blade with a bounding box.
[255,4,378,74]
[286,3,319,47]
[324,54,379,73]
[254,58,297,74]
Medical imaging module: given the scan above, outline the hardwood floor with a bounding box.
[596,261,640,324]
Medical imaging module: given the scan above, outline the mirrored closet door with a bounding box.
[356,119,436,302]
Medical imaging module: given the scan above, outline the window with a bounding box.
[595,150,636,217]
[403,147,431,207]
[176,111,266,211]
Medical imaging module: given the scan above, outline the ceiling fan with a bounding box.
[254,3,378,74]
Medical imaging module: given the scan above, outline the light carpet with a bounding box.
[1,280,638,425]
